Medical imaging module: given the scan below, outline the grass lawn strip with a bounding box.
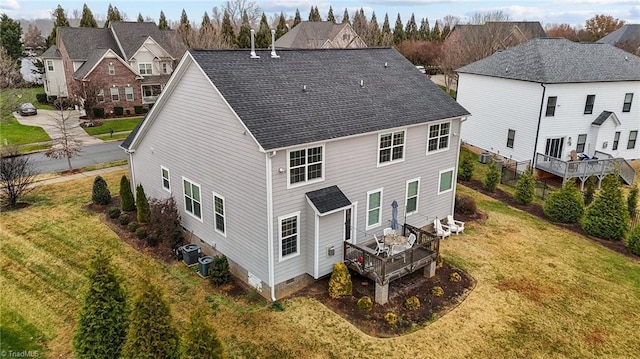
[0,113,50,146]
[82,118,142,136]
[0,170,639,358]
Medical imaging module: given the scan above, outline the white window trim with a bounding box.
[377,129,406,167]
[182,176,203,222]
[139,62,153,75]
[96,88,104,102]
[438,167,455,195]
[125,86,134,101]
[405,177,420,216]
[46,60,54,71]
[278,211,300,262]
[161,166,170,192]
[108,63,115,75]
[110,87,119,101]
[366,188,383,230]
[426,121,451,155]
[286,144,325,189]
[213,192,227,237]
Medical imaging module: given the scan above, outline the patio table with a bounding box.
[383,234,407,247]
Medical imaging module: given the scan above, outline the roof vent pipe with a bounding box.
[250,29,259,59]
[360,79,364,87]
[270,29,280,58]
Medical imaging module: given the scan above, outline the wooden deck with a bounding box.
[534,152,635,189]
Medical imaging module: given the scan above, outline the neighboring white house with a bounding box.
[40,45,67,97]
[457,38,640,171]
[275,21,367,49]
[121,48,469,301]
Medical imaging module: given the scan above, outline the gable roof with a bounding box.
[591,111,620,126]
[275,22,354,48]
[457,38,640,83]
[41,45,61,58]
[306,186,352,215]
[72,48,140,80]
[57,27,122,60]
[109,21,179,60]
[448,21,546,43]
[597,24,640,45]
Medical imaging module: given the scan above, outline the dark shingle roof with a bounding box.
[306,186,351,214]
[109,22,179,60]
[597,24,640,45]
[121,113,146,150]
[449,21,546,43]
[41,45,61,58]
[592,111,613,126]
[188,48,469,150]
[58,27,121,60]
[73,48,110,79]
[275,22,349,48]
[457,38,640,83]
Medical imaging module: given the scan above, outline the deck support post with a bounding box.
[424,260,436,278]
[375,281,389,305]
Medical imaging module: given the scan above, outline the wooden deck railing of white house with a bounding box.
[534,152,635,189]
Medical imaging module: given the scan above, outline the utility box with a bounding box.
[182,244,200,266]
[198,256,213,277]
[478,152,491,164]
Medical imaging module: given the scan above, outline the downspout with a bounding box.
[127,151,136,198]
[265,151,277,301]
[532,83,547,168]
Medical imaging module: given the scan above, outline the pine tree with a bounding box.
[79,4,98,28]
[178,9,192,46]
[135,184,150,223]
[122,280,178,359]
[119,175,135,212]
[92,175,111,205]
[158,10,170,30]
[137,13,144,22]
[73,250,128,359]
[483,158,501,193]
[327,6,336,23]
[221,11,236,47]
[275,12,288,39]
[393,13,406,45]
[255,13,270,48]
[581,175,630,241]
[104,4,123,28]
[47,5,70,47]
[0,14,22,62]
[382,13,391,35]
[419,18,430,41]
[628,185,638,218]
[544,181,585,224]
[293,9,302,27]
[368,12,381,46]
[236,10,251,48]
[352,8,368,40]
[432,20,441,41]
[308,6,321,22]
[514,167,536,205]
[342,8,350,24]
[442,24,452,39]
[200,11,216,38]
[457,156,474,181]
[405,13,418,41]
[181,309,225,359]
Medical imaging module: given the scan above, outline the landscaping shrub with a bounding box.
[581,175,629,241]
[328,262,352,298]
[134,105,144,115]
[357,296,373,311]
[35,93,47,104]
[128,221,139,232]
[93,107,105,118]
[114,106,124,116]
[450,272,462,283]
[455,194,477,216]
[145,235,158,247]
[457,156,474,181]
[483,158,501,192]
[118,213,130,226]
[628,185,638,218]
[514,167,536,205]
[92,176,111,205]
[432,286,444,297]
[181,308,226,359]
[136,184,150,223]
[543,182,585,224]
[148,197,183,249]
[384,312,398,326]
[209,256,230,287]
[108,207,121,219]
[120,175,135,212]
[135,227,147,239]
[404,296,421,310]
[626,225,640,255]
[584,177,596,206]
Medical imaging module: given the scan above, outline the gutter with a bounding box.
[532,83,546,167]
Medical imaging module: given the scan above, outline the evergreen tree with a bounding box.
[419,18,430,41]
[368,12,381,46]
[544,181,585,224]
[119,175,135,212]
[158,10,170,30]
[432,20,441,41]
[308,6,321,22]
[393,13,406,45]
[351,8,368,40]
[104,4,122,28]
[135,184,150,223]
[275,12,288,39]
[181,309,225,359]
[221,11,236,46]
[457,156,474,181]
[200,11,216,38]
[0,14,22,62]
[581,175,630,241]
[628,185,638,218]
[47,5,70,47]
[137,13,144,22]
[293,9,302,27]
[178,9,192,46]
[327,6,336,23]
[584,177,596,205]
[92,175,111,205]
[79,4,98,28]
[441,24,452,39]
[342,8,350,24]
[236,10,251,48]
[514,167,536,205]
[382,13,391,35]
[483,158,501,193]
[73,250,128,359]
[122,280,178,359]
[255,13,270,48]
[405,13,418,41]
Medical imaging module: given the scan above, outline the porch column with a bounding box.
[424,260,436,278]
[374,281,389,305]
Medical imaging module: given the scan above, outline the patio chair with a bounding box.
[373,234,389,256]
[446,215,465,235]
[383,227,395,236]
[434,218,451,240]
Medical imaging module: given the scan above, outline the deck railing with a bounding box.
[535,152,635,187]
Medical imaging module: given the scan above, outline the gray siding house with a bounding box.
[121,47,469,300]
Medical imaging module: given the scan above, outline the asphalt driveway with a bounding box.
[13,109,102,146]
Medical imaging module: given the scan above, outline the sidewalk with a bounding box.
[33,164,128,187]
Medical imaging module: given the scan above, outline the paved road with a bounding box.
[27,141,127,174]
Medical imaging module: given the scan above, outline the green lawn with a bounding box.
[1,88,52,148]
[83,118,142,136]
[438,84,457,99]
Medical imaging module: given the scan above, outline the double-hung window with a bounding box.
[110,87,119,101]
[213,193,226,236]
[506,129,515,148]
[628,131,638,149]
[545,96,557,117]
[125,87,134,101]
[584,95,595,114]
[46,60,54,71]
[279,212,299,260]
[161,166,170,191]
[183,178,202,220]
[438,168,454,194]
[378,131,405,165]
[139,63,153,75]
[405,179,420,215]
[366,188,383,229]
[612,132,620,150]
[623,93,633,112]
[288,145,323,186]
[427,122,450,153]
[108,63,115,75]
[96,89,104,102]
[576,134,587,153]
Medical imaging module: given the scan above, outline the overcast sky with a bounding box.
[3,0,639,27]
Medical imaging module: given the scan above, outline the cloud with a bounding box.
[564,0,638,4]
[0,0,20,11]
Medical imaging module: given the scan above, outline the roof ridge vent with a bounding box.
[270,29,279,58]
[250,29,259,59]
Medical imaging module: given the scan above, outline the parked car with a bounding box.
[18,103,37,116]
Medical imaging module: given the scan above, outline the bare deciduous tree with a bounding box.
[0,47,24,89]
[44,102,82,172]
[585,14,625,42]
[0,146,38,207]
[545,23,579,41]
[72,78,106,125]
[222,0,261,30]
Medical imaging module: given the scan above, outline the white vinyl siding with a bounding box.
[139,63,153,75]
[427,122,450,153]
[366,188,383,229]
[213,193,226,236]
[183,177,202,221]
[378,130,405,165]
[279,212,300,261]
[125,86,134,101]
[110,87,119,101]
[438,168,454,195]
[161,166,170,191]
[288,145,324,187]
[405,178,420,215]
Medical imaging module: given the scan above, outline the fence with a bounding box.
[500,159,557,200]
